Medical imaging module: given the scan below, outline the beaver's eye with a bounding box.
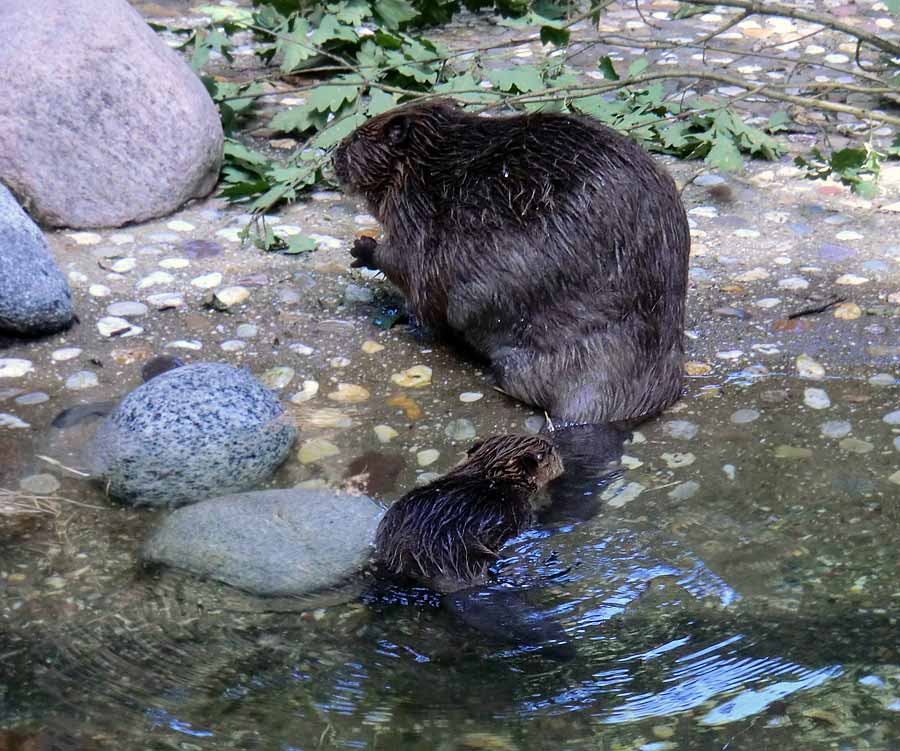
[536,453,543,461]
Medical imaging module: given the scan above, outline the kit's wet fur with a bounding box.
[334,99,690,425]
[373,435,563,592]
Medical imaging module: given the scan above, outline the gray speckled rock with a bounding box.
[143,489,384,596]
[0,185,74,336]
[88,363,297,506]
[0,0,223,228]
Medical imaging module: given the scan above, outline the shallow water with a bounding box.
[3,352,899,750]
[3,1,900,746]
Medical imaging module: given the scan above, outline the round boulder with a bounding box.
[88,363,297,506]
[0,0,223,228]
[143,489,385,596]
[0,184,75,336]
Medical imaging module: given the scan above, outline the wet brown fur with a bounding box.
[334,99,691,425]
[373,435,563,592]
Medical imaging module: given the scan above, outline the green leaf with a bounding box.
[279,20,313,73]
[852,179,879,199]
[330,0,372,25]
[313,112,369,149]
[886,0,900,13]
[219,179,272,201]
[597,56,619,81]
[627,57,649,78]
[830,147,868,172]
[705,134,744,172]
[435,72,497,103]
[283,235,319,254]
[223,140,271,167]
[197,5,253,22]
[766,110,790,133]
[489,66,544,93]
[673,3,706,18]
[367,88,400,115]
[661,123,690,149]
[269,104,323,135]
[310,14,358,46]
[374,0,419,29]
[539,25,570,46]
[307,76,364,112]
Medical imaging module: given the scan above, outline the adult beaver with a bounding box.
[333,99,690,426]
[373,434,563,592]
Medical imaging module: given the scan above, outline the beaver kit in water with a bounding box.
[334,99,690,426]
[373,434,563,592]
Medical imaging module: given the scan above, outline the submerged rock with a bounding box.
[143,489,384,596]
[88,363,297,506]
[0,0,223,227]
[0,185,74,336]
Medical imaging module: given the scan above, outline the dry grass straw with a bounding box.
[0,487,104,517]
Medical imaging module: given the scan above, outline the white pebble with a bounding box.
[109,233,134,245]
[146,292,184,310]
[663,420,698,440]
[97,316,141,338]
[0,413,30,428]
[191,272,222,289]
[820,420,851,439]
[65,371,98,390]
[159,258,190,269]
[167,340,203,350]
[662,452,695,468]
[19,474,60,494]
[803,387,831,410]
[417,449,440,466]
[236,323,258,338]
[374,424,399,443]
[67,232,102,245]
[869,373,896,386]
[167,220,195,232]
[107,301,148,317]
[216,228,242,243]
[722,464,736,480]
[108,257,136,273]
[67,271,88,285]
[137,271,175,289]
[220,340,246,352]
[835,231,862,241]
[309,234,343,250]
[835,274,869,286]
[89,284,111,298]
[15,392,49,405]
[0,359,34,378]
[754,298,781,308]
[778,276,809,290]
[668,480,700,501]
[839,438,873,454]
[730,409,759,424]
[51,348,81,362]
[330,357,351,368]
[716,350,743,360]
[290,380,320,403]
[733,228,759,239]
[883,410,900,425]
[459,392,484,402]
[290,342,314,355]
[212,286,250,308]
[603,480,646,508]
[259,366,295,390]
[796,354,825,380]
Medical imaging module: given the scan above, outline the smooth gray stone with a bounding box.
[88,363,297,506]
[0,185,74,336]
[143,489,384,596]
[0,0,223,228]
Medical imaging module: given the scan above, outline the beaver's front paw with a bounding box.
[350,236,379,270]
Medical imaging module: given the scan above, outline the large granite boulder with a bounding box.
[0,184,74,336]
[88,363,297,506]
[143,489,385,596]
[0,0,223,229]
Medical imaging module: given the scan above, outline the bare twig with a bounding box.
[787,297,847,319]
[681,0,900,58]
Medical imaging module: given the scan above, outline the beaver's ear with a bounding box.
[386,115,410,146]
[519,453,540,475]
